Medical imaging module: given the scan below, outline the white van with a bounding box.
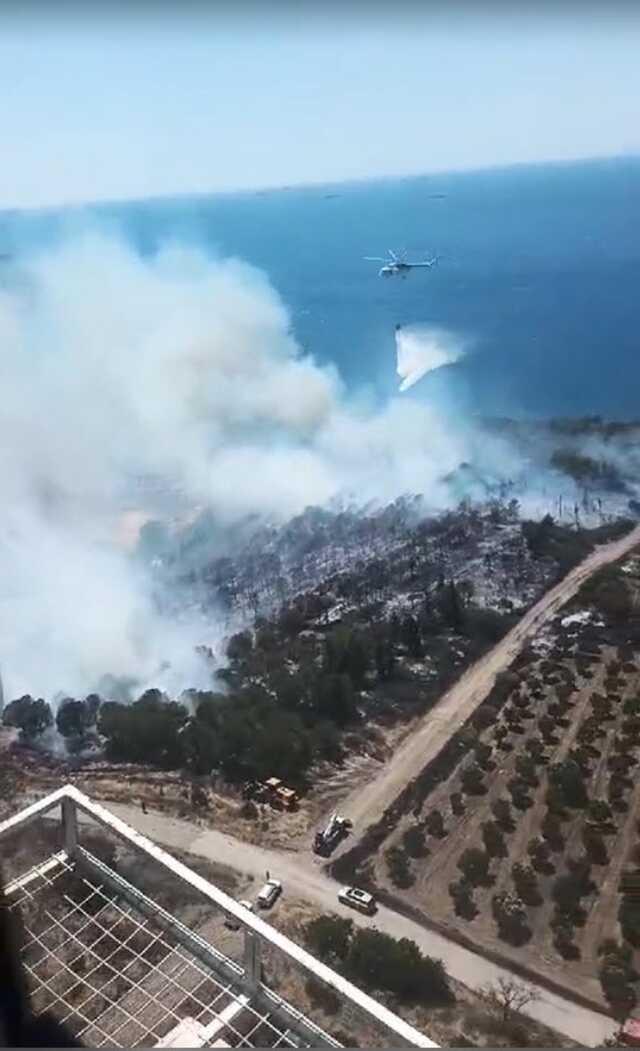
[257,878,282,909]
[338,886,376,915]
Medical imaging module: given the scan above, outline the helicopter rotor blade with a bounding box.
[364,257,386,262]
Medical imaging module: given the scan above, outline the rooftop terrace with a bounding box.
[0,785,436,1049]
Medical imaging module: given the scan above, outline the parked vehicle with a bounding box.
[224,899,254,930]
[338,886,376,915]
[243,777,298,811]
[257,878,282,909]
[313,812,353,856]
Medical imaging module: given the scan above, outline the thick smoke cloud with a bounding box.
[0,231,512,704]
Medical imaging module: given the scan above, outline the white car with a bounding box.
[257,878,282,909]
[224,899,254,930]
[338,886,376,915]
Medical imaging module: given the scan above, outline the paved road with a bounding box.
[108,802,616,1047]
[331,523,640,845]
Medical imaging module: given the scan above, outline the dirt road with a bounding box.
[332,523,640,841]
[107,802,615,1046]
[97,529,640,1047]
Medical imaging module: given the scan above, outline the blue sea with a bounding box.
[3,155,640,419]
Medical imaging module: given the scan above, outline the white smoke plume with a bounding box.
[0,231,511,704]
[396,324,467,392]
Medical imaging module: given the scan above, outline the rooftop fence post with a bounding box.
[61,796,78,857]
[242,928,262,993]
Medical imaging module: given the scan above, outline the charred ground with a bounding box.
[2,497,632,818]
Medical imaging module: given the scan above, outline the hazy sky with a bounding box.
[1,4,639,210]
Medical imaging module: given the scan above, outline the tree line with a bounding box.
[304,914,453,1007]
[2,563,515,786]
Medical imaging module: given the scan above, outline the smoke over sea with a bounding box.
[1,159,638,708]
[0,230,521,704]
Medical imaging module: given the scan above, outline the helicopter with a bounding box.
[364,248,437,277]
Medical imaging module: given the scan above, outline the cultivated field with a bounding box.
[370,551,640,1015]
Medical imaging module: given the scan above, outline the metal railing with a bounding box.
[1,784,436,1049]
